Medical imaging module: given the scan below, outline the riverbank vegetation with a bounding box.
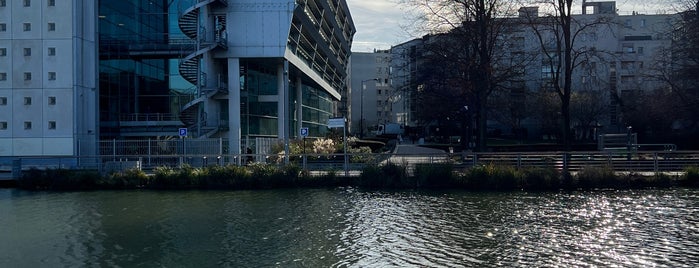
[16,163,699,191]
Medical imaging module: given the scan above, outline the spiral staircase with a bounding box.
[178,0,228,138]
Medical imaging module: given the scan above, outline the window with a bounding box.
[622,43,634,53]
[48,22,55,31]
[23,0,30,7]
[0,24,6,32]
[0,48,5,56]
[640,19,646,28]
[0,97,6,105]
[24,97,32,105]
[24,122,32,130]
[48,0,55,6]
[48,96,56,105]
[48,121,56,130]
[24,48,31,56]
[621,75,635,84]
[23,23,31,31]
[637,47,644,54]
[0,122,7,130]
[24,72,32,81]
[48,72,56,80]
[48,47,56,56]
[0,0,5,7]
[0,73,6,81]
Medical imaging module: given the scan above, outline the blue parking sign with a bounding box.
[179,128,188,137]
[300,127,309,137]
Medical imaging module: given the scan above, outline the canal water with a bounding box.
[1,188,698,267]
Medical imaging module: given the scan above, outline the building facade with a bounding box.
[1,0,355,160]
[100,0,355,155]
[389,1,679,140]
[349,50,392,137]
[0,0,98,157]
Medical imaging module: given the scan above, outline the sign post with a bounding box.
[300,127,309,170]
[327,117,348,176]
[178,128,187,167]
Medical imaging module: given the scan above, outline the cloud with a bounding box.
[346,0,414,52]
[345,0,684,52]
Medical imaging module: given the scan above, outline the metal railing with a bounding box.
[3,146,699,179]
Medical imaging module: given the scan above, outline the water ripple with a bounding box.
[1,188,698,267]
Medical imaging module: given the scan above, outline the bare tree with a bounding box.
[570,91,607,141]
[634,0,699,147]
[398,0,523,151]
[519,0,615,150]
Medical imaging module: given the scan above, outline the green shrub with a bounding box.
[200,165,250,188]
[359,162,407,188]
[104,168,148,189]
[522,167,560,191]
[575,166,618,189]
[19,168,100,190]
[676,166,699,187]
[415,163,454,188]
[359,164,381,187]
[19,168,52,190]
[464,164,522,191]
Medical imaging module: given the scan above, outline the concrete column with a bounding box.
[228,58,241,156]
[295,77,303,138]
[277,62,288,140]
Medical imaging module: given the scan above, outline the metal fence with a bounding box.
[3,145,699,179]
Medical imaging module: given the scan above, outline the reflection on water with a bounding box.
[0,188,698,267]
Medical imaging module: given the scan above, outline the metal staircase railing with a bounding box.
[177,0,228,137]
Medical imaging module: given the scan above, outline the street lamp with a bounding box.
[360,78,378,139]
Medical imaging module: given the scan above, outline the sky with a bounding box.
[346,0,689,52]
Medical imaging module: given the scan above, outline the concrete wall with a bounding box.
[0,0,97,156]
[225,0,294,58]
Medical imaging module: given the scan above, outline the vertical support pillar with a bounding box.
[653,152,659,173]
[228,58,242,163]
[296,77,303,138]
[278,61,290,164]
[277,63,287,140]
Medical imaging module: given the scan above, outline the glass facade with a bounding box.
[96,0,342,140]
[237,61,334,139]
[302,86,334,137]
[98,0,192,137]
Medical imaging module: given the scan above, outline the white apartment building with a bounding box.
[389,1,679,139]
[0,0,98,157]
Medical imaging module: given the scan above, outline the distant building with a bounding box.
[389,1,680,139]
[389,39,425,129]
[349,50,392,136]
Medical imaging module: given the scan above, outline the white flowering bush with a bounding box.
[313,138,336,155]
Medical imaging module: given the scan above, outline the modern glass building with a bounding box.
[96,0,355,155]
[1,0,354,160]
